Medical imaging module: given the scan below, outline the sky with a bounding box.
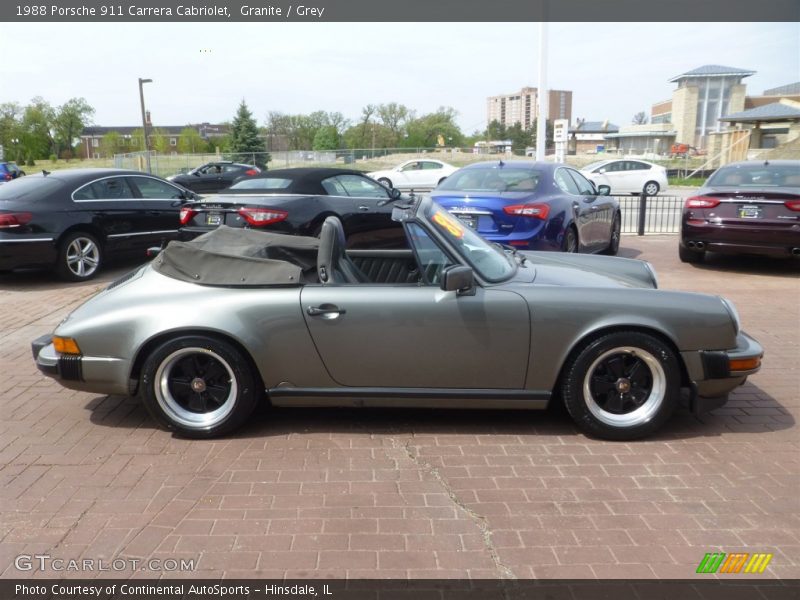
[1,22,798,134]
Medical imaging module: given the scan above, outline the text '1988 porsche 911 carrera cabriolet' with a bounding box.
[32,195,763,440]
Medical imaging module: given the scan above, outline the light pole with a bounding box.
[138,78,152,173]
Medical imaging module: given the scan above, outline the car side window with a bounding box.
[73,177,135,200]
[321,176,349,196]
[605,162,622,172]
[405,222,455,285]
[422,162,441,170]
[335,174,390,198]
[554,168,581,195]
[628,161,650,171]
[401,162,421,172]
[128,176,183,199]
[567,169,596,195]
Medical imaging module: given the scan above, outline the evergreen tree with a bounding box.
[229,100,267,166]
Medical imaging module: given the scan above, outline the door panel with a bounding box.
[300,286,530,389]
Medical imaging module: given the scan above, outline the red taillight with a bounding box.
[2,173,11,181]
[685,196,721,209]
[503,203,550,219]
[238,207,288,226]
[244,169,258,176]
[0,212,32,228]
[785,199,800,212]
[179,207,197,225]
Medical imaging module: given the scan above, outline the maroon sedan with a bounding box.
[679,160,800,263]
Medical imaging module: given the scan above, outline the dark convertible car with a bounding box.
[0,169,195,280]
[179,168,403,248]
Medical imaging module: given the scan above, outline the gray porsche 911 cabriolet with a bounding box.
[32,195,763,440]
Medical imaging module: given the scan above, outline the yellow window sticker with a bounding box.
[432,211,465,238]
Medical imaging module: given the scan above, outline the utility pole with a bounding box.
[138,78,153,173]
[536,22,548,161]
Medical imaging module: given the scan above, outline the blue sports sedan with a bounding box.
[431,161,621,254]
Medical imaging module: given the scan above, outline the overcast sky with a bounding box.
[2,22,798,133]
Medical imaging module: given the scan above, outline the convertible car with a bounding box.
[32,195,762,440]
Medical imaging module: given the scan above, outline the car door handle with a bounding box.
[357,205,370,211]
[307,305,347,318]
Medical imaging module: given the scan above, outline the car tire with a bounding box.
[679,243,705,263]
[56,231,103,281]
[141,335,261,438]
[643,181,660,196]
[562,226,578,253]
[600,213,621,256]
[561,331,681,440]
[377,177,393,189]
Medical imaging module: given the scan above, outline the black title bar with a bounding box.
[3,0,799,22]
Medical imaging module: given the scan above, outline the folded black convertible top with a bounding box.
[153,225,319,286]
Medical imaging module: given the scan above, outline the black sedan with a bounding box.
[166,161,261,193]
[0,169,195,280]
[680,160,800,263]
[179,168,404,248]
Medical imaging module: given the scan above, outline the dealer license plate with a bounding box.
[738,205,762,219]
[206,213,222,226]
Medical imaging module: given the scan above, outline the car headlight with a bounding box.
[720,297,740,335]
[643,261,659,289]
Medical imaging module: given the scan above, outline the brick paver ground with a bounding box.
[1,236,798,580]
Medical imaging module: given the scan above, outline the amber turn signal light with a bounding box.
[53,337,81,355]
[729,357,761,372]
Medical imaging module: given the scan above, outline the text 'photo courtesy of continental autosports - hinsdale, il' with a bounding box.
[32,192,763,441]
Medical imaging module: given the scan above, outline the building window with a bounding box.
[92,138,99,147]
[170,137,177,146]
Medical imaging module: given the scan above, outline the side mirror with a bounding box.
[390,187,402,200]
[440,265,476,296]
[597,185,611,196]
[598,168,606,174]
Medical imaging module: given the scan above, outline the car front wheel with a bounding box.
[141,336,261,438]
[561,332,680,440]
[377,177,393,189]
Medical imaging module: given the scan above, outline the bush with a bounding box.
[49,154,58,162]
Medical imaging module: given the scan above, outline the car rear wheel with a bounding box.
[643,181,660,196]
[141,336,261,438]
[561,332,680,440]
[679,243,705,263]
[601,213,621,256]
[56,232,103,281]
[562,226,578,253]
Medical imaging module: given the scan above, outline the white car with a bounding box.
[368,159,458,190]
[581,159,668,196]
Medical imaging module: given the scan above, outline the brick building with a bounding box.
[486,87,572,130]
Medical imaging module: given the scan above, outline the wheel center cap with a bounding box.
[615,378,631,393]
[191,377,207,393]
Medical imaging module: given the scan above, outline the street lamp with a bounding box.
[138,78,153,173]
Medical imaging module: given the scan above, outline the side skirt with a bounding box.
[267,387,550,409]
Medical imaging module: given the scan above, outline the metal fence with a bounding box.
[617,194,683,235]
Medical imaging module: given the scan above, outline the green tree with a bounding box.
[404,107,464,148]
[99,131,125,158]
[632,111,648,125]
[177,127,207,154]
[53,97,94,159]
[377,103,411,147]
[150,128,172,154]
[0,102,23,160]
[229,100,266,164]
[21,98,56,160]
[312,126,339,151]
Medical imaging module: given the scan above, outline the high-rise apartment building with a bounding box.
[487,87,572,129]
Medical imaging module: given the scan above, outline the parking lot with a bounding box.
[0,236,798,580]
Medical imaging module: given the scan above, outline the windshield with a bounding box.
[707,164,800,188]
[422,202,516,282]
[230,177,292,190]
[436,167,540,193]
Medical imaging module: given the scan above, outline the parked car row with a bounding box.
[2,160,797,282]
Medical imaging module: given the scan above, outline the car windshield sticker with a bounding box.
[432,210,465,239]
